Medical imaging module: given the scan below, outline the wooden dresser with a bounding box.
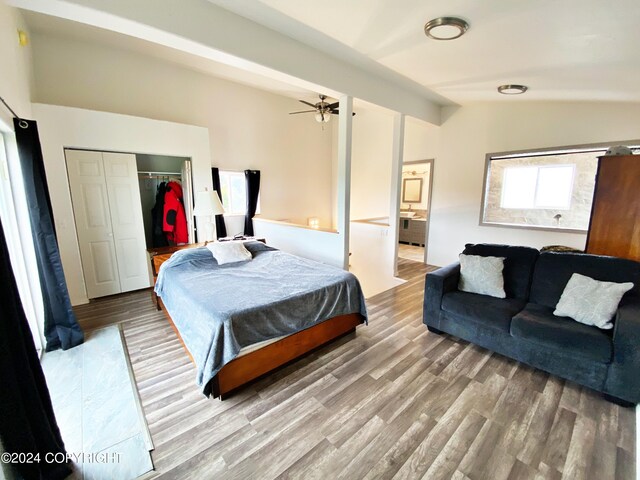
[585,154,640,261]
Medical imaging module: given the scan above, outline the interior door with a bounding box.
[65,149,121,298]
[103,152,151,292]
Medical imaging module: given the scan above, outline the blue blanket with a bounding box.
[155,242,367,395]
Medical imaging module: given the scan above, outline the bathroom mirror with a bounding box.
[402,178,423,203]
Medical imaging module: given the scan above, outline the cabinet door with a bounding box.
[586,155,640,261]
[65,150,121,298]
[103,152,151,292]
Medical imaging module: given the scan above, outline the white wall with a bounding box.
[402,120,439,217]
[349,108,394,220]
[404,117,440,164]
[253,219,344,268]
[0,5,32,123]
[427,102,640,267]
[32,104,211,305]
[340,106,400,296]
[350,221,404,298]
[30,32,335,228]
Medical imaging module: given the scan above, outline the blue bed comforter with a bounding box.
[155,241,367,395]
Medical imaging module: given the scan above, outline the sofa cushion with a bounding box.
[458,254,506,298]
[441,291,526,333]
[529,252,640,309]
[554,273,634,329]
[511,303,612,363]
[462,244,539,300]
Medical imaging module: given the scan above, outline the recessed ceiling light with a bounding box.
[497,84,528,95]
[424,17,469,40]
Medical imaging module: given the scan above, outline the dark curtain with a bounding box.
[0,217,71,480]
[14,119,83,351]
[244,169,260,236]
[211,168,227,239]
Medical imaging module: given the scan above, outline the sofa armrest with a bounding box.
[611,297,640,361]
[423,262,460,325]
[604,296,640,403]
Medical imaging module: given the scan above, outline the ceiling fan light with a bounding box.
[497,84,528,95]
[315,112,331,123]
[424,17,469,40]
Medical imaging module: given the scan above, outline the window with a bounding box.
[501,165,575,210]
[219,170,260,215]
[0,133,43,353]
[481,142,640,231]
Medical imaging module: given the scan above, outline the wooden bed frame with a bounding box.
[150,244,364,399]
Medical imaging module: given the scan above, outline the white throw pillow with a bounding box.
[554,273,634,329]
[206,241,252,265]
[458,254,506,298]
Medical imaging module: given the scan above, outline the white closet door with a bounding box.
[65,150,121,298]
[103,152,151,292]
[181,159,195,244]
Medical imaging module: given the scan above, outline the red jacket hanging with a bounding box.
[163,181,188,244]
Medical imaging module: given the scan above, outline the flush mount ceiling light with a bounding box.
[424,17,469,40]
[498,84,529,95]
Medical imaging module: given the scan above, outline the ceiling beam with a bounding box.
[9,0,444,124]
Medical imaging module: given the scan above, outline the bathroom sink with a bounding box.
[399,212,415,218]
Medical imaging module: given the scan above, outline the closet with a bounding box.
[65,149,194,299]
[136,153,194,248]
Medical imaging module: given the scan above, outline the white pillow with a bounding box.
[554,273,634,329]
[206,241,252,265]
[458,254,506,298]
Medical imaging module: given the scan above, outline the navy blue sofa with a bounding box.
[424,243,640,405]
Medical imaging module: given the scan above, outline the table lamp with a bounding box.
[193,188,225,241]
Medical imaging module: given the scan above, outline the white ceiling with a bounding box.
[22,1,640,108]
[211,0,640,104]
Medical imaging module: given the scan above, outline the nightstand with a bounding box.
[147,243,204,310]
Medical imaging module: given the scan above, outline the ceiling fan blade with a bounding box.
[327,102,339,110]
[289,110,317,114]
[329,110,357,116]
[299,100,317,108]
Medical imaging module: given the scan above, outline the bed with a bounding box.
[153,241,367,398]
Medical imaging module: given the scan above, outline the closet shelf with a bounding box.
[138,171,181,175]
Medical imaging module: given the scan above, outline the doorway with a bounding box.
[397,159,433,264]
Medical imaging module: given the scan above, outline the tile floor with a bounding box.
[41,326,153,480]
[398,243,426,263]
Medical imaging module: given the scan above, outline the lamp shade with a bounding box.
[193,189,225,216]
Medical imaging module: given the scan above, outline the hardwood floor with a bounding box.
[75,258,636,480]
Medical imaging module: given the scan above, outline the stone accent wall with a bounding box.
[483,152,598,230]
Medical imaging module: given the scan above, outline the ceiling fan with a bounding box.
[289,94,355,123]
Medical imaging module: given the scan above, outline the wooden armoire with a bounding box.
[585,154,640,261]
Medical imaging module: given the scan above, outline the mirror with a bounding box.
[402,178,423,203]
